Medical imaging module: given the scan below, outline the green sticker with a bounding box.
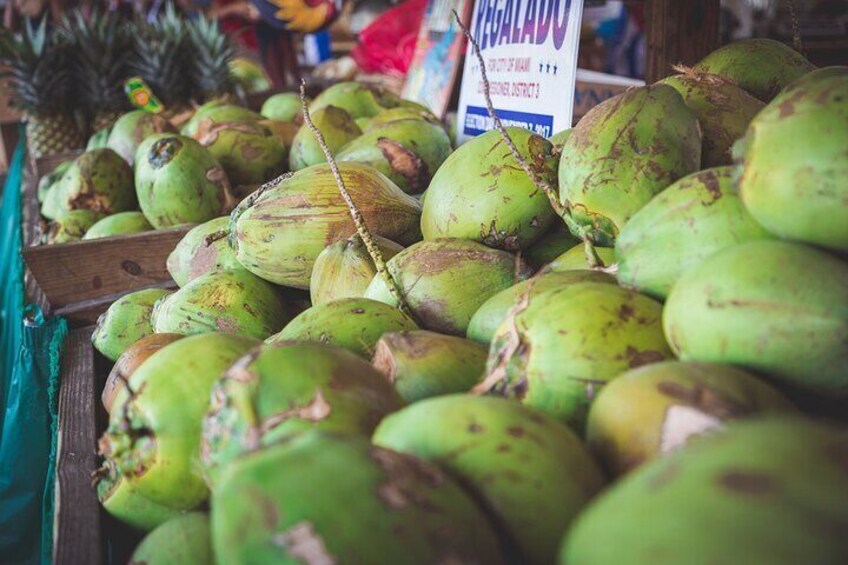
[125,76,165,113]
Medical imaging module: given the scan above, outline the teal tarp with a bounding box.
[0,137,68,564]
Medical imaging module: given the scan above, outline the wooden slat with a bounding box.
[645,0,721,82]
[22,226,189,308]
[54,326,101,565]
[55,280,179,327]
[22,159,43,247]
[32,151,82,180]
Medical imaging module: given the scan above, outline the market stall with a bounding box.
[1,0,846,564]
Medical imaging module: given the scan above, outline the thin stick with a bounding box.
[453,10,606,269]
[787,0,803,54]
[298,80,414,317]
[203,230,229,247]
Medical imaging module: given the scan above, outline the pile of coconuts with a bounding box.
[38,80,448,245]
[88,40,848,565]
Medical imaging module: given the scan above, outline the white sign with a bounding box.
[456,0,584,143]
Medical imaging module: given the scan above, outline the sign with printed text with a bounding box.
[403,0,474,119]
[456,0,583,142]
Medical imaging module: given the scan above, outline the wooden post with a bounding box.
[53,327,101,565]
[645,0,721,82]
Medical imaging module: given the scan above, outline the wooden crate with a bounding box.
[22,154,189,326]
[23,228,187,325]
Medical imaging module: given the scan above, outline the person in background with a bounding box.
[209,0,259,50]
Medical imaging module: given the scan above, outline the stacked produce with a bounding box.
[71,37,847,564]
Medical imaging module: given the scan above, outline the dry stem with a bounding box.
[787,0,804,54]
[298,81,414,317]
[203,229,229,247]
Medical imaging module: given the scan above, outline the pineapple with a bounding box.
[0,18,85,158]
[61,9,134,132]
[128,3,193,110]
[187,15,235,102]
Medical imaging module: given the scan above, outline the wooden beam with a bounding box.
[53,327,101,565]
[23,226,189,310]
[645,0,721,82]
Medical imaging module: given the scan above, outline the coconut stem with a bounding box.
[787,0,803,54]
[471,273,539,394]
[114,370,140,436]
[203,229,229,247]
[452,10,607,269]
[298,81,414,318]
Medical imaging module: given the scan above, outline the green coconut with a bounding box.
[782,65,847,89]
[231,162,422,288]
[309,81,402,119]
[421,127,559,250]
[260,92,302,122]
[86,127,110,150]
[201,342,403,483]
[181,102,262,137]
[364,238,533,336]
[267,297,418,358]
[467,270,616,345]
[558,85,702,246]
[258,118,299,151]
[365,106,440,131]
[548,244,616,272]
[153,268,289,339]
[310,234,403,305]
[549,128,572,152]
[616,166,774,299]
[91,288,172,361]
[57,148,136,215]
[130,512,212,565]
[288,105,362,171]
[166,216,241,287]
[482,281,673,429]
[371,331,487,402]
[37,160,72,203]
[39,181,66,220]
[355,116,372,131]
[82,211,153,240]
[102,333,185,414]
[135,134,235,228]
[694,38,816,102]
[97,333,258,518]
[43,210,105,244]
[96,464,180,531]
[194,120,287,193]
[661,69,765,167]
[734,70,848,251]
[522,221,581,270]
[586,361,795,477]
[336,118,452,194]
[229,57,270,93]
[663,240,848,397]
[107,110,178,165]
[374,395,605,565]
[561,417,848,564]
[211,431,504,564]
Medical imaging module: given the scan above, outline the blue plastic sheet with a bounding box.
[0,137,68,564]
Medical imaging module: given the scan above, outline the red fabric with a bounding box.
[351,0,427,76]
[221,18,259,50]
[218,0,259,50]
